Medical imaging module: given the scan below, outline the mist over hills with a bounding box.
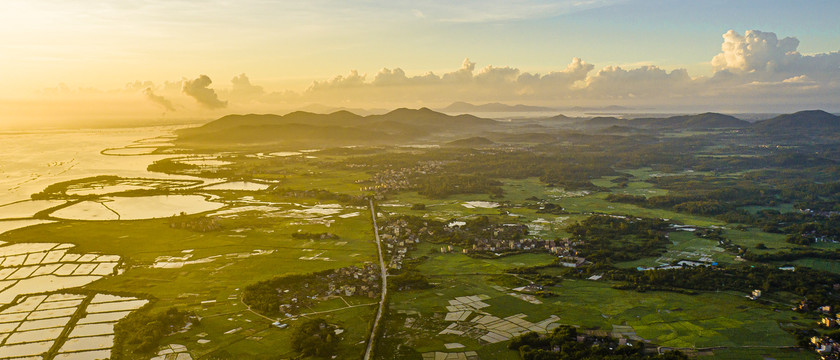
[176,107,497,148]
[175,108,840,149]
[435,102,637,114]
[438,102,556,113]
[579,113,750,130]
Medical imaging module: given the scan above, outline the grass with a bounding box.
[5,152,827,360]
[414,243,556,276]
[165,298,374,359]
[200,155,373,196]
[724,227,798,253]
[558,192,724,227]
[384,236,811,359]
[0,193,378,359]
[702,347,816,359]
[385,272,810,358]
[385,191,501,219]
[617,231,734,268]
[742,203,796,214]
[546,281,805,349]
[789,258,840,274]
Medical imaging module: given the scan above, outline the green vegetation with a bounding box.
[567,215,672,263]
[291,318,341,358]
[113,307,197,359]
[509,326,689,360]
[6,109,840,359]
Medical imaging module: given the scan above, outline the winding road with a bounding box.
[363,199,387,360]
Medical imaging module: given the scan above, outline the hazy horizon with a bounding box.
[1,0,839,127]
[2,3,840,358]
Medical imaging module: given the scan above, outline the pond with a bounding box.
[51,195,223,220]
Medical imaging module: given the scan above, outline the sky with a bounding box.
[0,0,838,127]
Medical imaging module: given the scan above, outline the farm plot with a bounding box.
[0,293,147,359]
[50,195,223,221]
[0,243,120,305]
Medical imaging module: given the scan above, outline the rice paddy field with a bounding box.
[373,175,822,360]
[385,245,817,359]
[0,191,380,358]
[0,134,387,359]
[0,130,830,360]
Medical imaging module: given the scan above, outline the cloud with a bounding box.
[308,70,366,91]
[712,30,799,73]
[182,75,227,108]
[286,29,837,110]
[35,29,832,115]
[143,87,176,112]
[583,65,693,98]
[125,80,156,93]
[442,58,476,82]
[411,9,425,18]
[299,57,597,102]
[711,29,840,81]
[229,73,265,100]
[517,57,594,96]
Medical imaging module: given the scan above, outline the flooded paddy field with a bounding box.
[0,125,390,358]
[50,195,223,221]
[199,181,271,192]
[0,192,378,358]
[0,201,67,220]
[0,241,121,304]
[0,293,147,359]
[0,126,201,206]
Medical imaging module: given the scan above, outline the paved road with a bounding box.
[363,199,387,360]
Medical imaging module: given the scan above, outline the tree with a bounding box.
[292,318,340,358]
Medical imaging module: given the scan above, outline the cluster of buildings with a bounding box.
[361,168,412,192]
[325,263,382,298]
[463,236,542,254]
[811,336,840,359]
[795,301,840,330]
[814,305,840,330]
[379,218,421,270]
[272,263,382,317]
[457,224,532,254]
[361,161,445,192]
[379,216,587,266]
[789,302,840,359]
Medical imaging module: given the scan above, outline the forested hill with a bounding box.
[581,112,749,130]
[175,108,499,149]
[752,110,840,131]
[175,108,839,149]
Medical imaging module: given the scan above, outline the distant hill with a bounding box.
[297,104,389,116]
[495,132,561,144]
[546,114,578,122]
[439,102,555,113]
[366,107,493,131]
[568,105,634,112]
[629,113,749,130]
[587,117,625,127]
[752,110,840,131]
[444,136,496,148]
[579,113,748,130]
[198,111,367,133]
[176,108,499,148]
[597,125,643,134]
[665,112,749,129]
